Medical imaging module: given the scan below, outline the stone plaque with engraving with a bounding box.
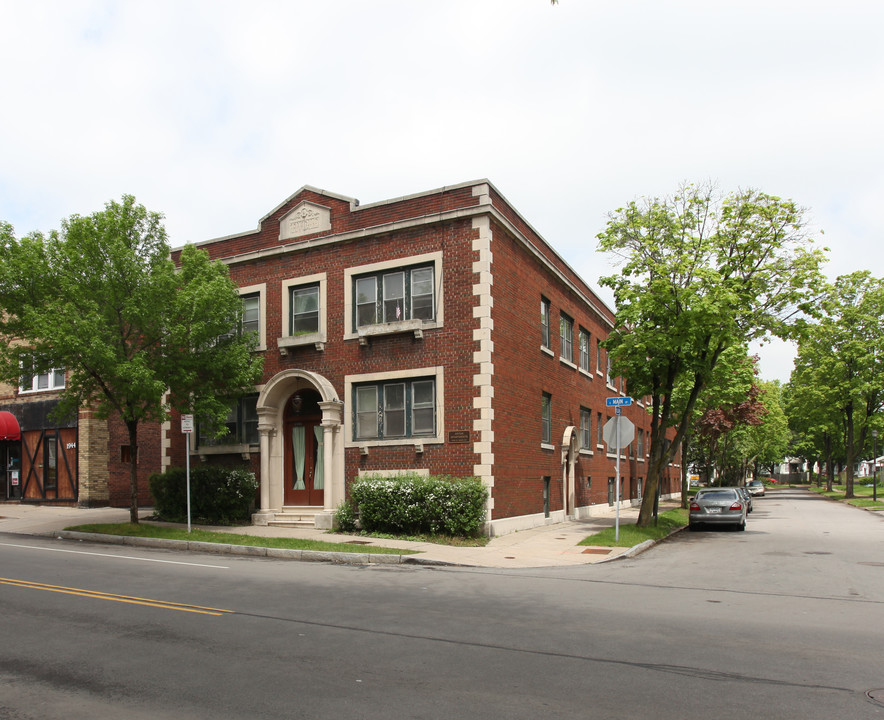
[280,201,331,241]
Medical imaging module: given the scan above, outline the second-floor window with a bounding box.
[241,293,260,336]
[560,314,573,362]
[579,329,591,372]
[20,368,66,393]
[541,297,551,348]
[290,284,320,335]
[355,265,434,327]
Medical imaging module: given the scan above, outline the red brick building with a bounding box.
[166,180,681,534]
[0,376,158,508]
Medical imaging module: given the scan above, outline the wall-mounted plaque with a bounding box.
[448,430,471,444]
[279,201,331,241]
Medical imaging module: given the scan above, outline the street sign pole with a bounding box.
[605,397,633,542]
[181,414,194,533]
[615,415,621,541]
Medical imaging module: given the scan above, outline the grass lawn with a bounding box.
[65,523,417,555]
[808,482,884,510]
[578,507,689,548]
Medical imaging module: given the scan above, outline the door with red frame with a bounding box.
[283,389,324,507]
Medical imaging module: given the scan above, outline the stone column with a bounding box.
[252,406,277,526]
[315,400,343,529]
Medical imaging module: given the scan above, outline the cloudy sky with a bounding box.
[2,1,882,382]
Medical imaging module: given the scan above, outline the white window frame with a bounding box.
[237,283,266,351]
[279,273,327,351]
[20,368,66,393]
[343,252,444,340]
[578,328,592,376]
[559,313,574,365]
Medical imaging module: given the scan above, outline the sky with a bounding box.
[2,0,882,383]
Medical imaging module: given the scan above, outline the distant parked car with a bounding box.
[689,488,747,531]
[736,486,753,513]
[747,479,766,497]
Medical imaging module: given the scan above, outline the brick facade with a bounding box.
[165,180,681,534]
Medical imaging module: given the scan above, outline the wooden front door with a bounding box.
[283,390,324,507]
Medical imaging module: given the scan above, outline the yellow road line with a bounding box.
[0,577,234,616]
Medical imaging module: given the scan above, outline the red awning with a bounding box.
[0,411,21,441]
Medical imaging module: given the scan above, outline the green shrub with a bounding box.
[335,499,359,532]
[149,465,258,524]
[349,473,488,536]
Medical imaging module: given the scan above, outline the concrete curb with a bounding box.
[53,530,458,567]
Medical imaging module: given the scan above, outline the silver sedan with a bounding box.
[689,488,747,531]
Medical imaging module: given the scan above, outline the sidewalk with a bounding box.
[0,501,681,568]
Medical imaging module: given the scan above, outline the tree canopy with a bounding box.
[788,271,884,497]
[597,183,826,525]
[0,196,263,521]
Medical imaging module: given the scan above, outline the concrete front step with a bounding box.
[267,506,323,528]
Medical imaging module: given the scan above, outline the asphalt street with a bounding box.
[1,489,883,719]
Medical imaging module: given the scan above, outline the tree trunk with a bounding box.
[126,419,140,524]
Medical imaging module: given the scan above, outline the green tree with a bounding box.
[597,183,826,526]
[0,197,263,522]
[733,380,791,481]
[784,373,840,490]
[790,271,884,497]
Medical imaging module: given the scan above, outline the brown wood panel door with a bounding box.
[282,389,324,507]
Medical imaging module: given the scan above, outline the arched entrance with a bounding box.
[283,388,324,506]
[254,369,343,528]
[561,426,578,518]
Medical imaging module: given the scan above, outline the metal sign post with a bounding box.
[181,414,194,533]
[604,397,634,541]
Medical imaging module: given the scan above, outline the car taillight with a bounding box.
[730,502,742,510]
[690,502,700,511]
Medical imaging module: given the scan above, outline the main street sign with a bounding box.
[606,397,633,407]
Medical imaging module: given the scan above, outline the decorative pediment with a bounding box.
[279,201,331,241]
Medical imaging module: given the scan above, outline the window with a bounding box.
[560,314,573,362]
[354,378,436,440]
[596,341,603,374]
[241,293,260,336]
[290,284,319,335]
[637,428,644,457]
[541,297,551,348]
[20,368,66,393]
[605,352,613,385]
[198,394,259,447]
[355,265,435,327]
[541,393,552,445]
[219,288,264,347]
[579,329,592,373]
[44,435,57,490]
[580,407,592,450]
[597,411,603,446]
[607,477,616,505]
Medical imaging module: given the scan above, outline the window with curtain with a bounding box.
[355,264,435,327]
[353,378,436,440]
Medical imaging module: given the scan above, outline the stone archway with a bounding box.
[561,426,578,518]
[252,369,343,528]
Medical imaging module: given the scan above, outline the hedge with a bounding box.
[149,465,258,525]
[347,473,488,536]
